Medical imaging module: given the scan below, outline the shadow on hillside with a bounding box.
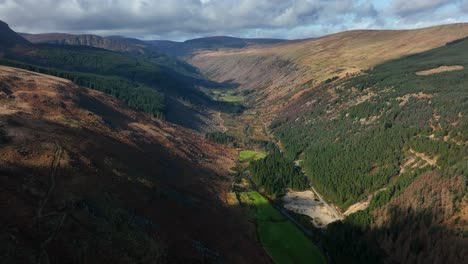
[161,74,244,130]
[323,207,468,264]
[0,113,270,264]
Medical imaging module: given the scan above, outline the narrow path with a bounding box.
[310,186,344,221]
[37,141,63,218]
[409,148,437,166]
[36,141,66,264]
[343,187,386,216]
[40,213,67,264]
[217,111,227,133]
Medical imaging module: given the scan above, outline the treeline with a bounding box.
[247,139,279,154]
[0,59,165,117]
[249,152,309,196]
[302,125,413,208]
[369,167,430,210]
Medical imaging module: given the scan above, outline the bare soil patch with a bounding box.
[282,190,341,228]
[416,65,464,75]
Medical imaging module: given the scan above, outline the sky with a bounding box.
[1,0,468,41]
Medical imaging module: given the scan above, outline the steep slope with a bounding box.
[271,35,468,263]
[0,21,29,48]
[191,23,468,116]
[0,21,225,131]
[20,32,201,78]
[0,65,270,263]
[21,33,147,54]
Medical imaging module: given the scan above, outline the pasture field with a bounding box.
[239,192,326,264]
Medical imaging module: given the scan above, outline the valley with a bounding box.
[0,18,467,264]
[192,23,468,264]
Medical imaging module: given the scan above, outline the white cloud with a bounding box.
[0,0,467,40]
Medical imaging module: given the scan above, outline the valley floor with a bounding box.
[207,89,349,263]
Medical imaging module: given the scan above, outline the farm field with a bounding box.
[238,192,326,264]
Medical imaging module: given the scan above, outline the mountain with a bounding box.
[0,21,29,48]
[0,65,269,263]
[188,23,468,263]
[20,32,202,78]
[146,36,287,57]
[22,32,286,59]
[191,23,468,113]
[21,32,147,54]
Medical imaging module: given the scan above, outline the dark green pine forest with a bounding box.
[273,38,468,208]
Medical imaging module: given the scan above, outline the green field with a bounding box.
[239,192,326,264]
[239,150,267,162]
[220,94,244,102]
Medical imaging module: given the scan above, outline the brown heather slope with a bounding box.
[0,66,270,263]
[373,172,468,264]
[190,23,468,119]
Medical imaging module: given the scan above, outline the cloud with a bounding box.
[390,0,450,17]
[0,0,467,40]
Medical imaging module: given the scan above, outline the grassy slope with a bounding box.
[239,192,326,264]
[191,23,468,113]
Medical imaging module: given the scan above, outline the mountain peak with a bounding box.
[0,20,29,48]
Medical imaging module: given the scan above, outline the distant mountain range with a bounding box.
[21,32,286,57]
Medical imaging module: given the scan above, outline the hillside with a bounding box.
[21,33,148,54]
[293,38,468,263]
[187,24,468,263]
[20,32,201,79]
[191,23,468,116]
[21,32,286,59]
[0,65,270,263]
[1,21,235,131]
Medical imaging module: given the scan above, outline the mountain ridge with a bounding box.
[191,22,468,118]
[21,31,287,57]
[0,20,29,48]
[0,64,270,263]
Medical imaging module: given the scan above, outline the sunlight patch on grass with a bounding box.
[239,191,326,264]
[239,150,266,162]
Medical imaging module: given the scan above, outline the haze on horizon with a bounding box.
[1,0,468,41]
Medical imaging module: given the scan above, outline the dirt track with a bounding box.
[37,141,62,218]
